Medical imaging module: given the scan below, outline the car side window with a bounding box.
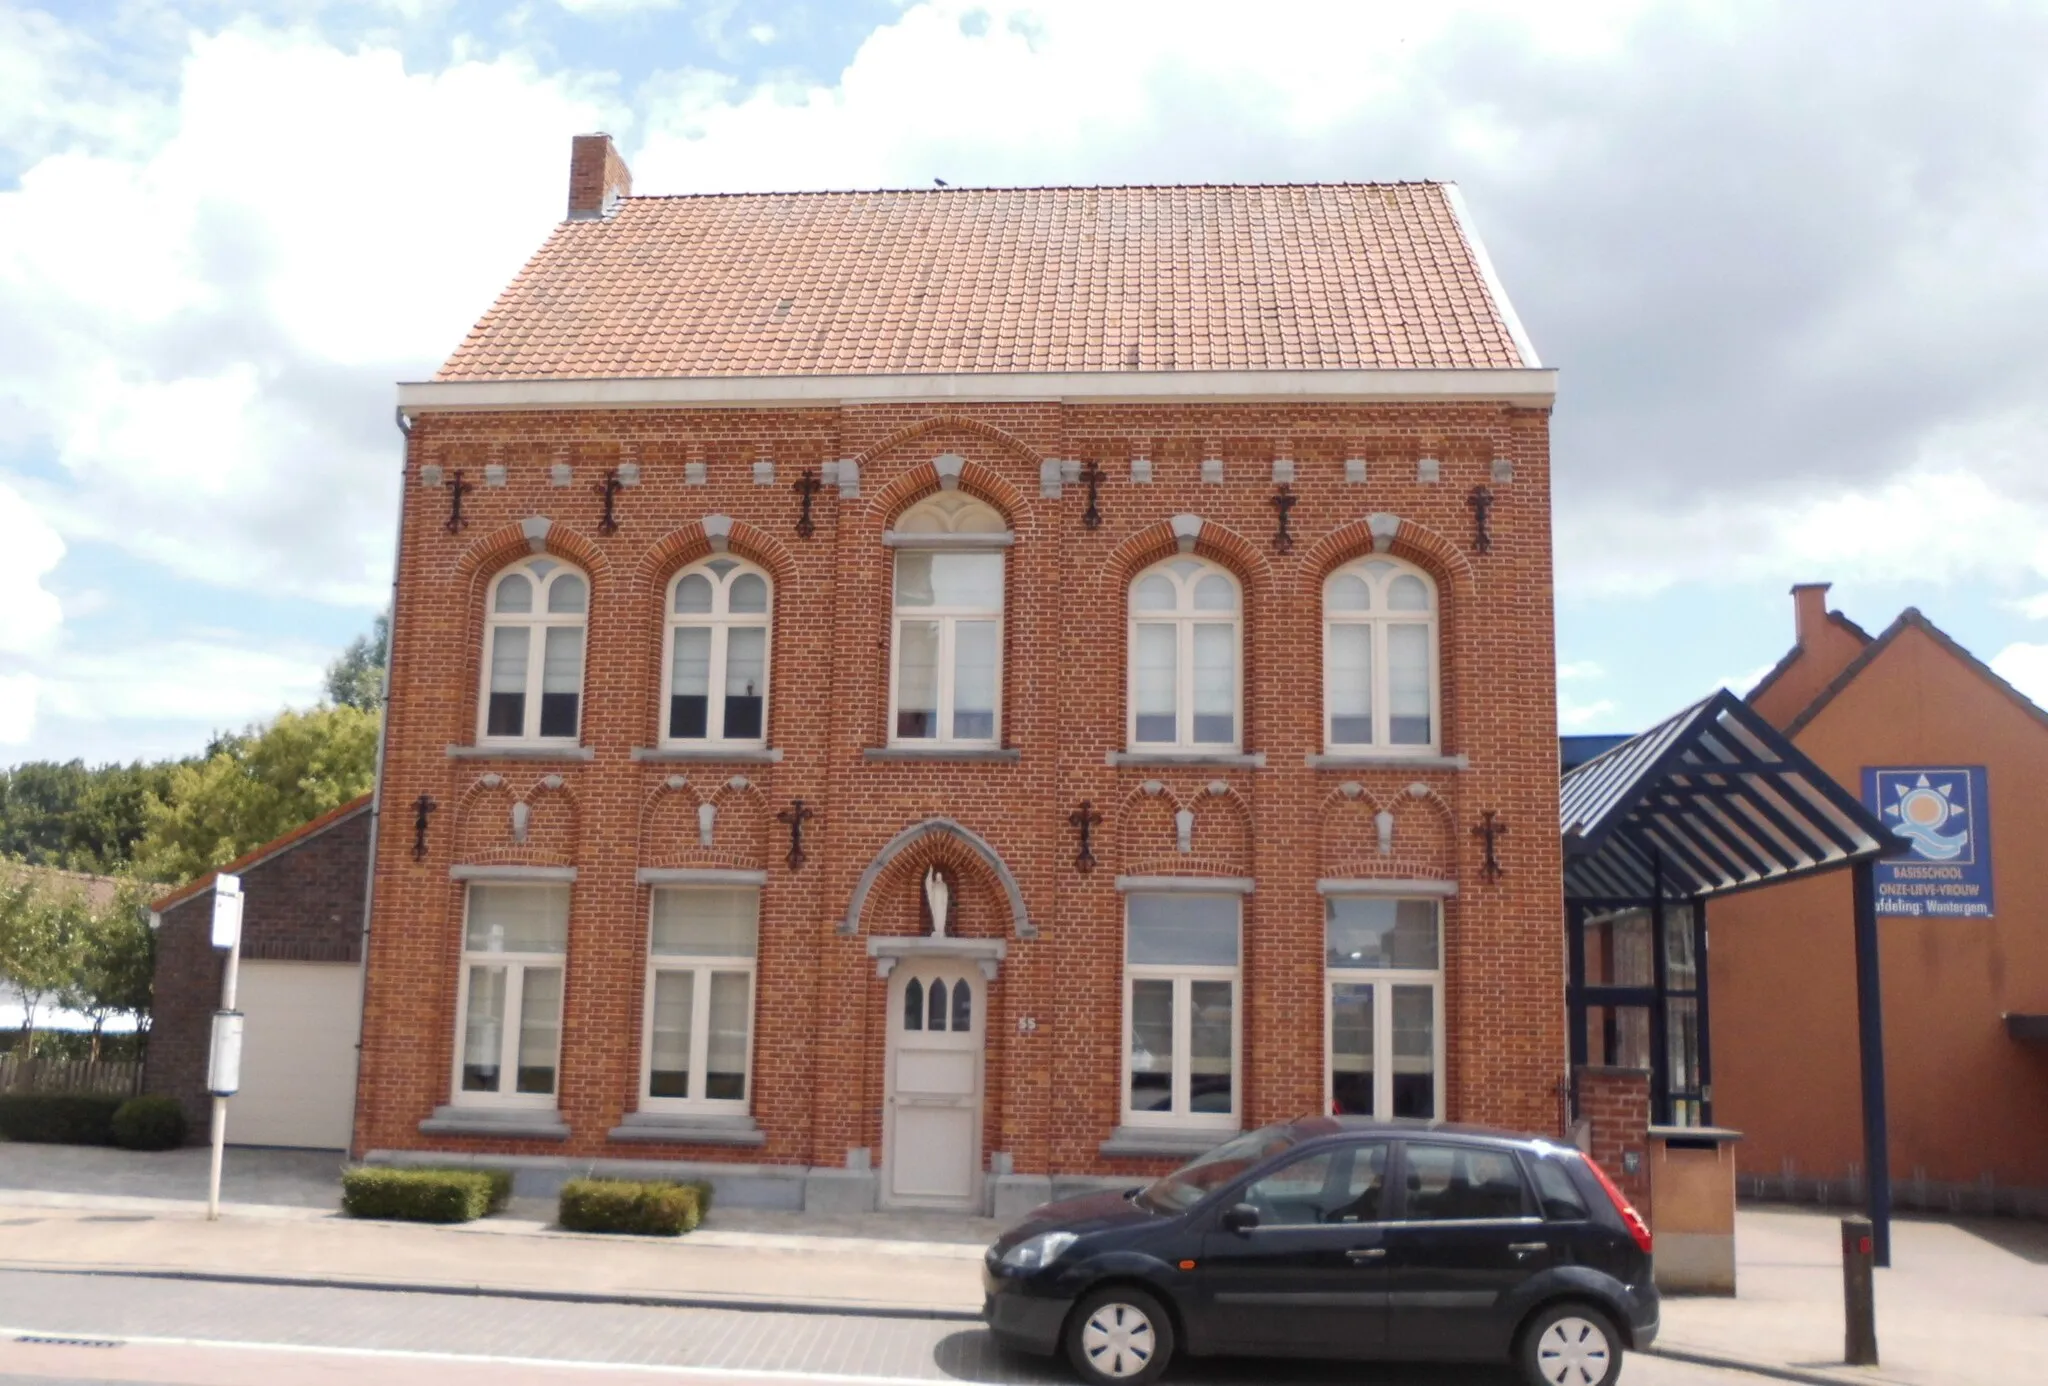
[1324,1143,1388,1223]
[1240,1151,1338,1227]
[1399,1143,1532,1222]
[1529,1154,1590,1221]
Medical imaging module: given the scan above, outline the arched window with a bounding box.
[480,558,587,744]
[889,493,1008,746]
[663,558,771,746]
[1128,557,1242,751]
[1323,558,1438,752]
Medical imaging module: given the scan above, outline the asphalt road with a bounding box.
[0,1268,1760,1386]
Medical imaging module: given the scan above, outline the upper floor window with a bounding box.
[889,493,1007,746]
[1129,558,1241,751]
[664,559,771,747]
[481,558,587,744]
[1324,558,1437,753]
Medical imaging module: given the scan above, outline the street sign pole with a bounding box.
[206,875,245,1222]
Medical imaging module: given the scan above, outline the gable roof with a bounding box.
[149,794,373,915]
[431,183,1535,383]
[1783,608,2048,740]
[1744,608,1874,709]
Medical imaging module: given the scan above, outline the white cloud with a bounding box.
[1990,643,2048,710]
[555,0,683,11]
[1560,697,1620,731]
[36,635,329,726]
[1558,660,1605,682]
[0,478,63,657]
[0,24,618,604]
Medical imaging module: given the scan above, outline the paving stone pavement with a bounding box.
[0,1269,1753,1386]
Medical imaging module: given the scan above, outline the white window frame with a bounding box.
[450,885,568,1110]
[639,888,759,1114]
[1322,557,1440,755]
[1324,898,1446,1121]
[887,495,1008,748]
[1127,557,1244,752]
[660,558,772,749]
[1122,896,1242,1132]
[477,557,589,746]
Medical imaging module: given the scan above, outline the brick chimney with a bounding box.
[567,134,632,221]
[1791,582,1832,647]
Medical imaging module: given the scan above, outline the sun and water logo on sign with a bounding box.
[1860,766,1994,918]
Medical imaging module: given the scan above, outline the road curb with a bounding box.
[1651,1343,1907,1385]
[2,1263,983,1324]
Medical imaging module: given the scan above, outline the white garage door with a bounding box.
[230,961,362,1149]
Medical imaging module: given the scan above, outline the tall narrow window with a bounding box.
[1324,559,1438,753]
[1325,897,1442,1119]
[480,559,588,744]
[1124,893,1241,1129]
[663,559,771,747]
[1128,558,1242,751]
[454,885,569,1105]
[888,493,1007,746]
[643,887,758,1110]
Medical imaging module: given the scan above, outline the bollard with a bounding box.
[1841,1215,1879,1366]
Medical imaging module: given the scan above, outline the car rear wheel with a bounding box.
[1520,1302,1622,1386]
[1064,1285,1175,1385]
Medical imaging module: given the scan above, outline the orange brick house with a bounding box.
[353,136,1565,1214]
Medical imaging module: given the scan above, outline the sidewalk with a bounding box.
[2,1149,2044,1386]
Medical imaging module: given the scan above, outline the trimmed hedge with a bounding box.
[557,1178,707,1236]
[341,1166,497,1223]
[0,1093,123,1145]
[111,1096,188,1151]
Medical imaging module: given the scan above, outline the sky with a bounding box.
[2,0,2046,764]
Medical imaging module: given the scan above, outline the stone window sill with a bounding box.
[607,1112,767,1147]
[631,746,784,764]
[1106,751,1266,768]
[1306,752,1469,770]
[864,747,1021,764]
[447,744,596,762]
[419,1104,570,1141]
[1099,1124,1240,1159]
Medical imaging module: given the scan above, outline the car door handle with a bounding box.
[1345,1248,1387,1261]
[1508,1242,1549,1255]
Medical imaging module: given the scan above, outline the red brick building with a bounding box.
[354,137,1564,1214]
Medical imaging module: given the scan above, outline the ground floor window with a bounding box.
[455,884,569,1103]
[1326,896,1442,1119]
[1124,893,1240,1129]
[644,886,758,1109]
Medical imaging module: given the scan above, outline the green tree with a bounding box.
[64,880,154,1060]
[0,871,88,1058]
[325,612,389,712]
[0,760,185,874]
[136,704,380,883]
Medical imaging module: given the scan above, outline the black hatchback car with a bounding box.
[984,1119,1657,1386]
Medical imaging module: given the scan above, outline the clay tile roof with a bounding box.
[436,184,1531,381]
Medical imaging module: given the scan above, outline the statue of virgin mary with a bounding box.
[923,865,950,937]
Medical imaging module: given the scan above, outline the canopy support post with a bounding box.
[1852,858,1892,1267]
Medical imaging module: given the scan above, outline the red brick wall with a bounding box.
[1577,1064,1652,1219]
[144,805,370,1135]
[356,401,1564,1176]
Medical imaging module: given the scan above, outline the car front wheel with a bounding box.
[1520,1302,1623,1386]
[1064,1285,1175,1385]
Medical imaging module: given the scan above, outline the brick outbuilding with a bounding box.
[356,137,1566,1213]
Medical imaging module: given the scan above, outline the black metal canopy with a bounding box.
[1560,690,1894,900]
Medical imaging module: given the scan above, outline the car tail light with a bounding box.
[1582,1154,1653,1254]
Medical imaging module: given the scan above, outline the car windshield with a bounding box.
[1138,1126,1301,1213]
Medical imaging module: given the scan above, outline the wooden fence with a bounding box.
[0,1054,144,1097]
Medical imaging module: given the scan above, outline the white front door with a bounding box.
[884,963,985,1209]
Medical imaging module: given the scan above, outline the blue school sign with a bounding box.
[1862,766,1994,918]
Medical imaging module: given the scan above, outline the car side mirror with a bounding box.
[1221,1203,1260,1234]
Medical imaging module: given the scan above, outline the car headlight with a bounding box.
[1000,1231,1080,1270]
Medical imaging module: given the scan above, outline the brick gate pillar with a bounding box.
[1574,1064,1652,1222]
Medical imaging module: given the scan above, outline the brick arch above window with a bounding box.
[453,517,610,590]
[1096,514,1272,595]
[635,515,796,592]
[864,444,1029,530]
[1300,513,1477,600]
[852,414,1043,474]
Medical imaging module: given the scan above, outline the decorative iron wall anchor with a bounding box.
[1467,484,1494,555]
[776,799,816,871]
[1271,483,1298,554]
[793,468,822,538]
[595,468,624,535]
[1473,810,1508,881]
[1080,460,1104,530]
[1068,800,1103,872]
[411,794,439,861]
[444,471,474,534]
